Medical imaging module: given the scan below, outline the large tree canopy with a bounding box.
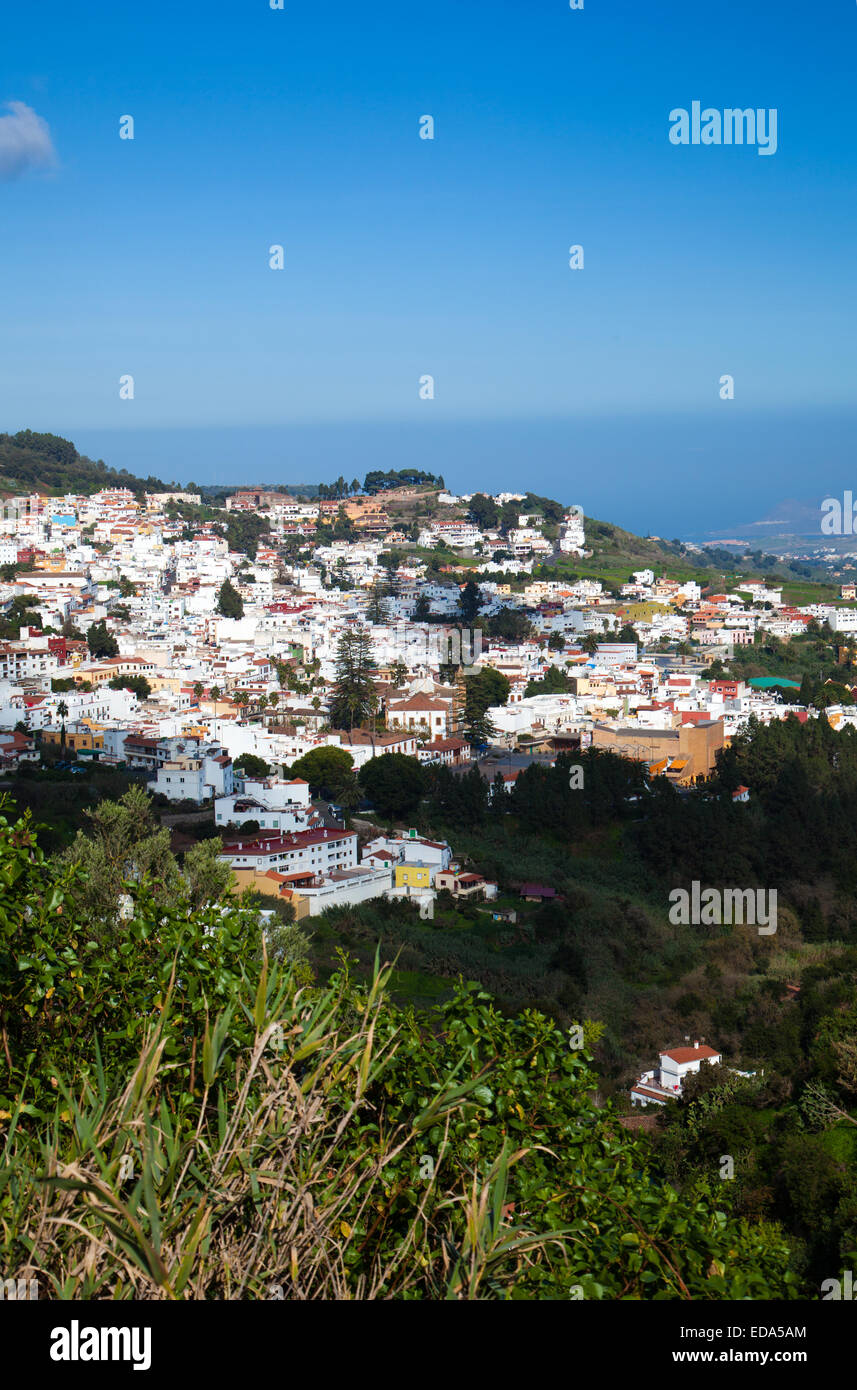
[358,752,425,819]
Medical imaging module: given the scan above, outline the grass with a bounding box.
[818,1125,857,1164]
[0,956,565,1300]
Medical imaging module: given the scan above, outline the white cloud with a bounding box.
[0,101,57,180]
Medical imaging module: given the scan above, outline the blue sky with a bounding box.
[2,0,855,534]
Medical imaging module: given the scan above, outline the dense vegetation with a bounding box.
[216,578,244,619]
[0,696,853,1296]
[166,500,271,559]
[363,469,444,493]
[0,794,797,1299]
[0,431,167,497]
[303,724,857,1294]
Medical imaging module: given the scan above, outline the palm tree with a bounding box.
[193,681,204,703]
[57,700,68,750]
[235,691,250,723]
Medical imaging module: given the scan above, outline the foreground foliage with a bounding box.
[0,802,797,1299]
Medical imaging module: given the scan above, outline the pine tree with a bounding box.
[329,627,378,731]
[216,578,244,619]
[459,579,482,624]
[366,582,386,624]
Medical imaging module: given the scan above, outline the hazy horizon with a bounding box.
[59,407,855,540]
[4,0,856,539]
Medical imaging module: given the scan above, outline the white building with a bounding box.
[220,825,358,876]
[214,776,318,831]
[362,831,452,878]
[154,748,234,803]
[417,522,483,550]
[293,863,393,915]
[832,608,857,633]
[630,1042,722,1107]
[507,527,552,557]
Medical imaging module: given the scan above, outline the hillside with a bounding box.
[0,431,168,498]
[310,720,857,1292]
[0,430,836,601]
[0,796,795,1300]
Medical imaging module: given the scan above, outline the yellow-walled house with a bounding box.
[394,863,432,891]
[43,723,105,755]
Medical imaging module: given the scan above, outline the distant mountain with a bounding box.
[685,497,830,545]
[0,431,169,498]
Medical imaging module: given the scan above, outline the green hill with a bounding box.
[0,430,168,498]
[0,795,795,1300]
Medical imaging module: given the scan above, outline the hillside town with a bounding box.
[2,479,857,922]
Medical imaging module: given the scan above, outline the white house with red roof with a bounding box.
[416,736,470,767]
[329,728,418,767]
[630,1041,722,1107]
[219,825,358,877]
[386,692,451,739]
[435,869,497,901]
[0,729,38,766]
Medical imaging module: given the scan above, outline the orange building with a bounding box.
[591,719,724,783]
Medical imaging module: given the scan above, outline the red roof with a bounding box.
[631,1084,674,1102]
[224,827,356,855]
[661,1045,720,1065]
[0,730,33,749]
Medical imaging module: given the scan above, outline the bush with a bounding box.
[0,964,797,1300]
[0,799,801,1301]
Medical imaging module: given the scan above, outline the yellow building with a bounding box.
[35,551,69,573]
[394,864,432,891]
[74,656,157,687]
[229,867,312,920]
[43,722,105,755]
